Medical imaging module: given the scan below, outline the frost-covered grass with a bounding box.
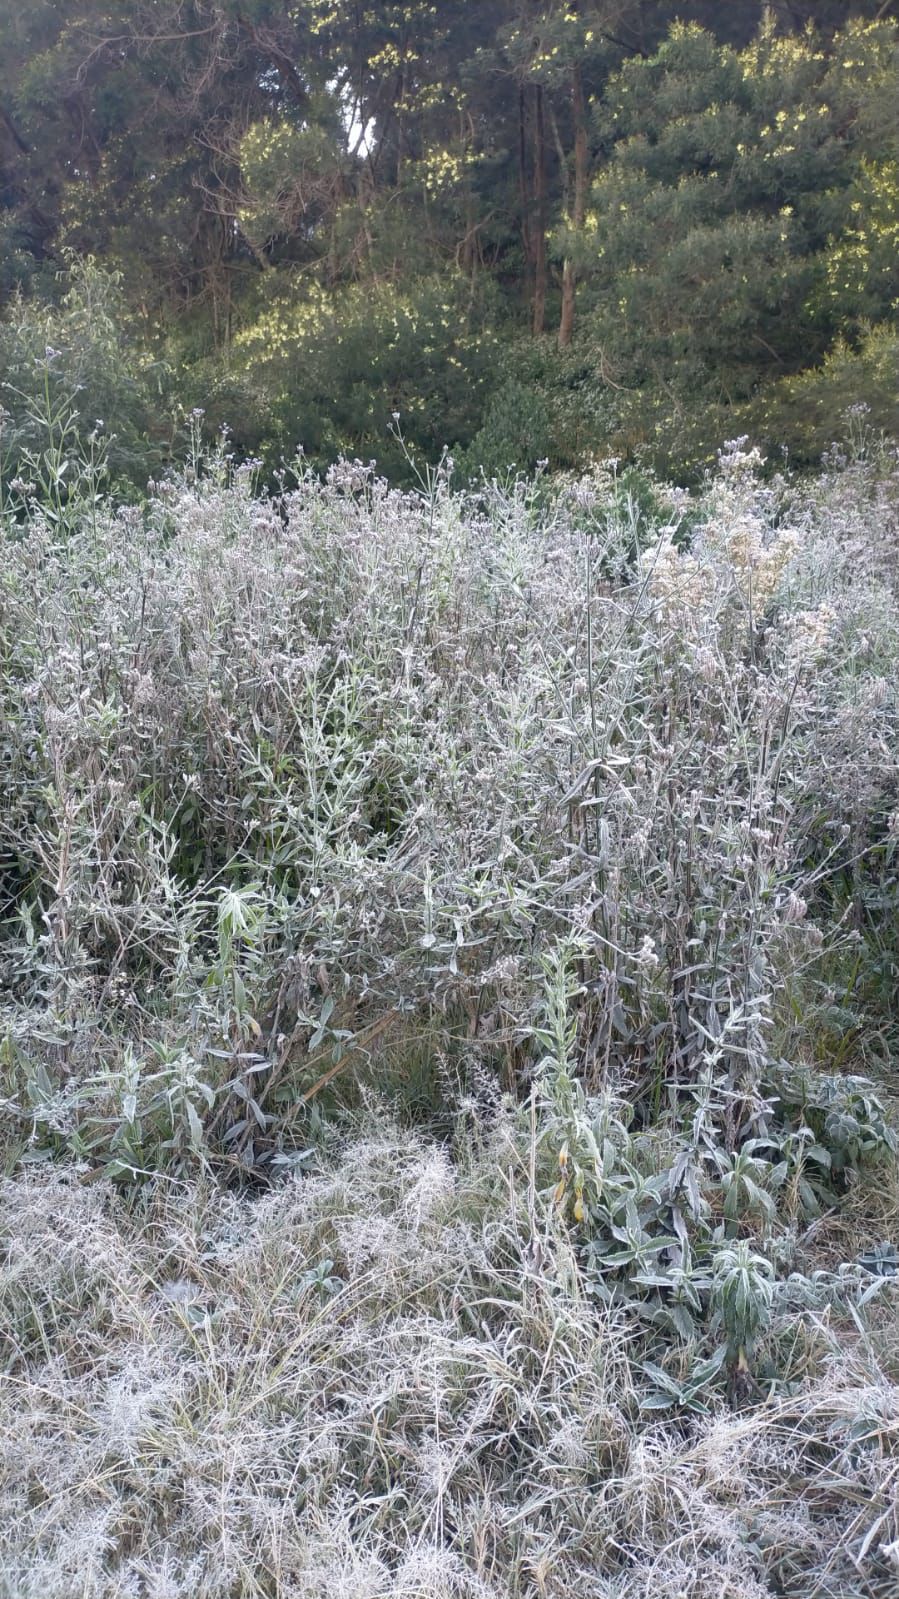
[2,1131,899,1599]
[1,431,899,1594]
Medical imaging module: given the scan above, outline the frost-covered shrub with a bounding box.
[0,435,897,1192]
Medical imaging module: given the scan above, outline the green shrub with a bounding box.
[229,272,502,477]
[0,256,170,492]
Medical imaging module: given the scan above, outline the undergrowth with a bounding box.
[1,405,899,1594]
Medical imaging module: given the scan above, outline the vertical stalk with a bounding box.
[532,83,547,336]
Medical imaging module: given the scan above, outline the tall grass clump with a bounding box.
[1,412,898,1595]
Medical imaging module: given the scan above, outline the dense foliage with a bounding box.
[2,415,899,1593]
[1,1,898,479]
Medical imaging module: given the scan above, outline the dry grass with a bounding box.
[1,1129,898,1598]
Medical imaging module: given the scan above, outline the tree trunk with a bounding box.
[559,63,588,349]
[517,84,535,311]
[532,84,547,336]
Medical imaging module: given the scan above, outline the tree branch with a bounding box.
[0,104,30,154]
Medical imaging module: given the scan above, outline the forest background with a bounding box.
[1,0,898,486]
